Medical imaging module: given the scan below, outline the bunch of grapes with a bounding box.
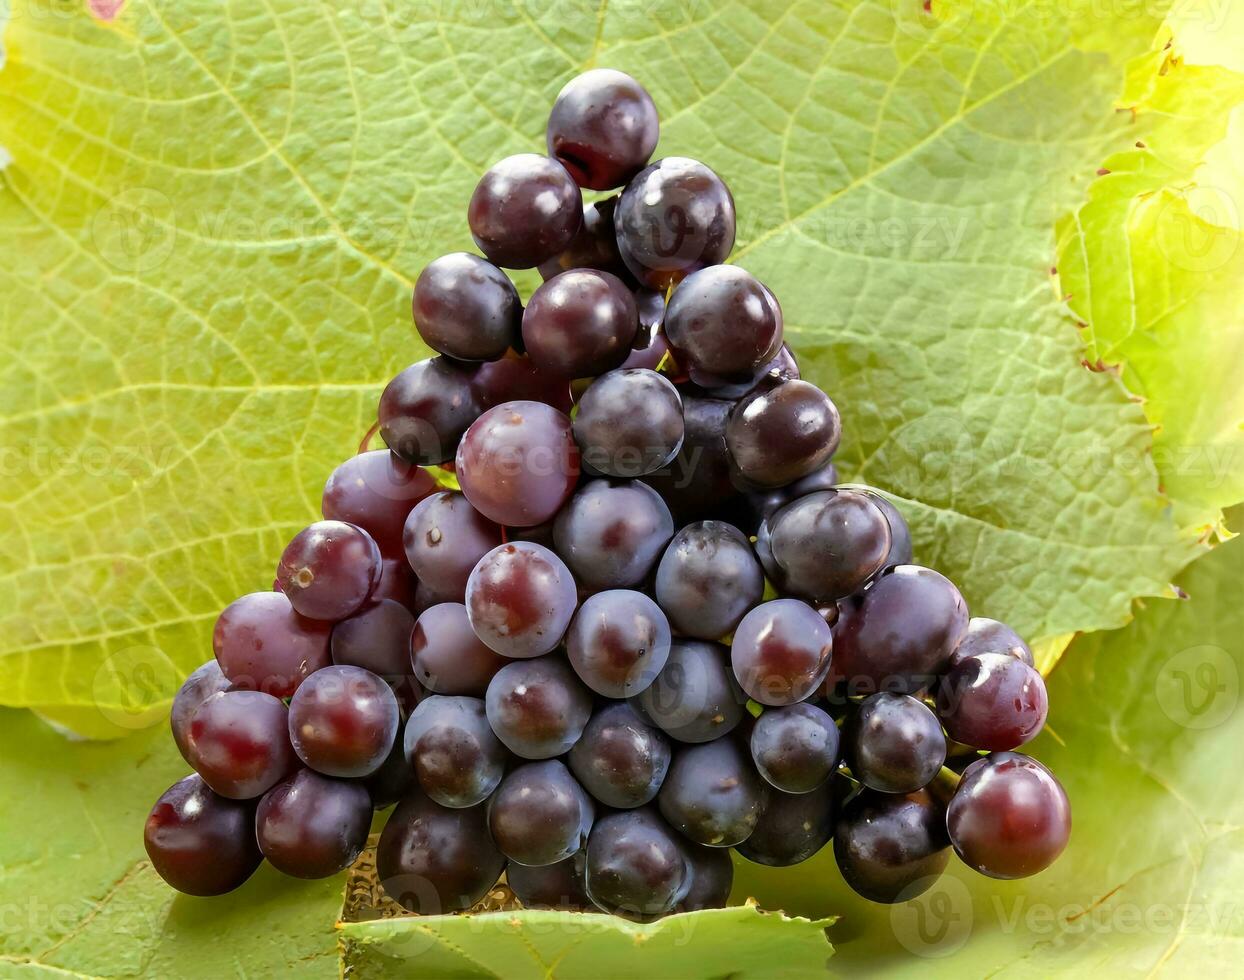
[144,70,1070,919]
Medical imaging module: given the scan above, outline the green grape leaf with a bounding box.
[0,712,344,977]
[733,510,1244,975]
[339,906,834,979]
[0,0,1226,733]
[1056,24,1244,536]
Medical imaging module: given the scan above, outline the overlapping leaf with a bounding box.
[1056,19,1244,536]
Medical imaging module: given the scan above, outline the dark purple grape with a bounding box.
[403,694,506,808]
[585,807,690,918]
[331,598,414,680]
[170,660,231,763]
[485,655,592,758]
[466,542,578,658]
[468,153,582,269]
[834,788,950,904]
[766,490,892,602]
[361,729,415,808]
[471,353,574,414]
[844,693,946,794]
[565,590,671,698]
[685,343,799,401]
[186,689,296,799]
[569,702,671,808]
[658,738,765,847]
[664,266,783,388]
[412,575,460,617]
[213,591,331,697]
[862,490,913,568]
[675,843,734,911]
[832,565,968,696]
[538,197,631,282]
[372,553,416,611]
[287,665,399,778]
[552,479,674,592]
[488,759,594,867]
[546,69,659,190]
[726,379,840,488]
[378,356,483,466]
[731,599,833,706]
[737,781,836,867]
[410,602,507,696]
[403,491,503,601]
[644,396,746,525]
[376,791,505,914]
[573,369,683,478]
[654,521,763,640]
[321,450,436,555]
[144,774,262,896]
[522,269,638,378]
[622,289,668,370]
[749,702,840,794]
[746,459,838,527]
[784,458,838,497]
[255,768,372,878]
[275,521,382,621]
[635,639,745,744]
[412,252,521,361]
[615,157,736,290]
[507,852,595,910]
[936,653,1048,750]
[947,752,1070,879]
[456,401,580,527]
[949,617,1034,669]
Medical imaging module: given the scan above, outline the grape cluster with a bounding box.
[144,69,1071,917]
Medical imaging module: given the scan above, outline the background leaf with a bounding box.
[0,712,343,977]
[1,0,1243,975]
[0,0,1223,733]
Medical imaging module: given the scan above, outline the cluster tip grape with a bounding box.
[145,69,1071,919]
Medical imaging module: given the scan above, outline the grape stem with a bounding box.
[936,766,962,789]
[357,420,381,455]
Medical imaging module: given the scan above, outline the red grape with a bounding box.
[256,768,372,878]
[468,154,582,269]
[456,401,580,527]
[186,689,296,799]
[947,752,1070,879]
[465,542,578,659]
[731,599,834,706]
[287,665,399,778]
[213,591,331,697]
[321,450,436,554]
[376,792,505,915]
[275,521,382,621]
[546,69,659,190]
[144,774,262,896]
[409,602,507,696]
